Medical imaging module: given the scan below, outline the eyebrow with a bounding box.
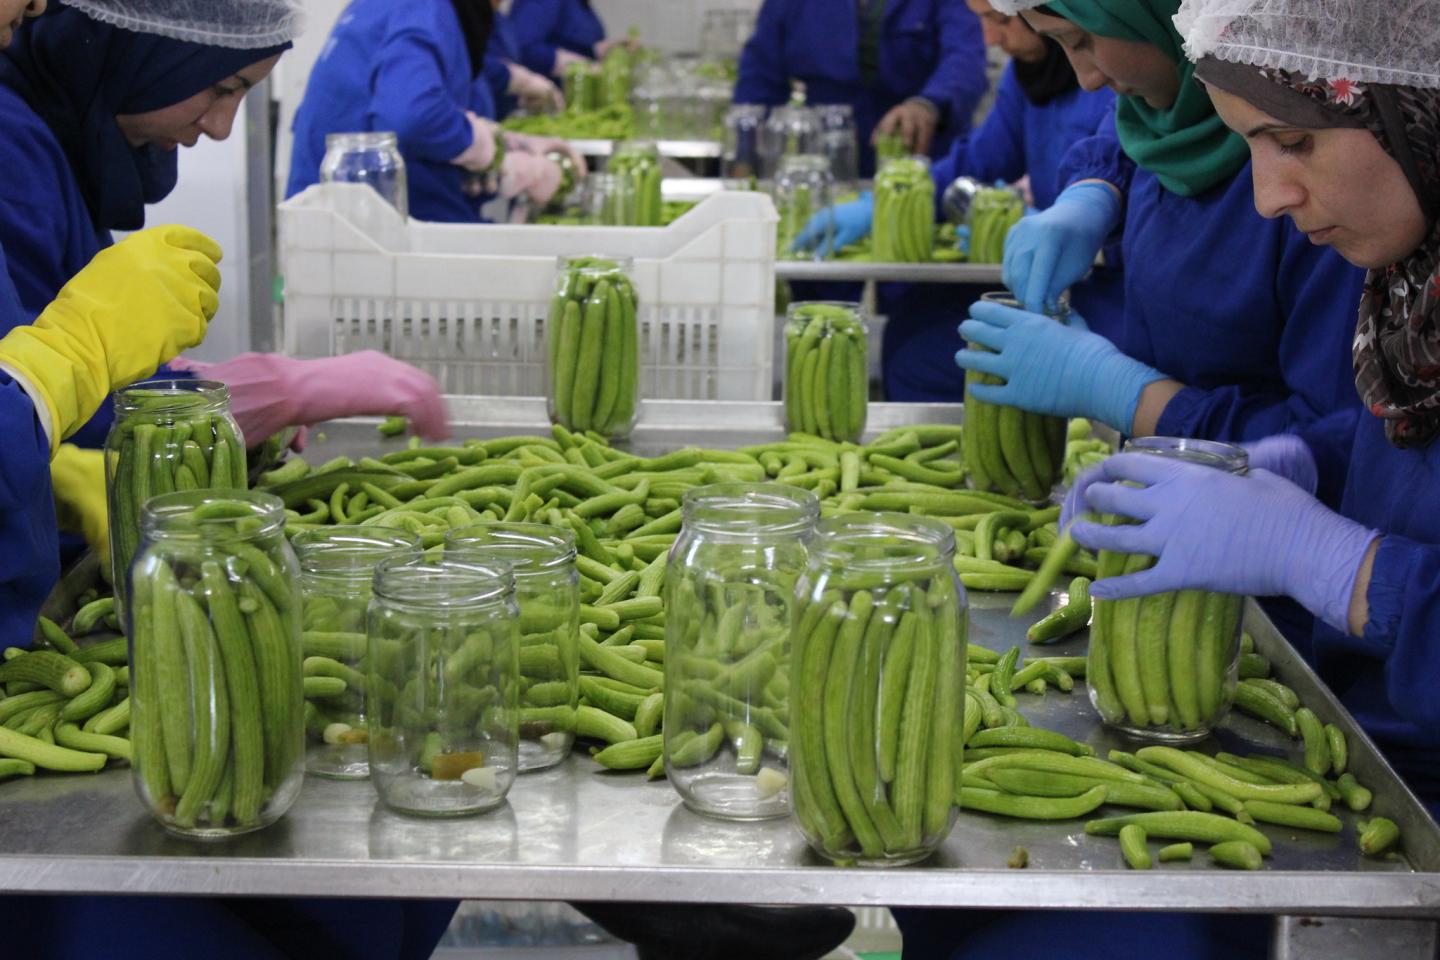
[1243,122,1302,138]
[216,76,255,95]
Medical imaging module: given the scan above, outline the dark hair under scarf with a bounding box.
[0,3,291,235]
[1014,35,1080,107]
[450,0,495,80]
[1197,57,1440,448]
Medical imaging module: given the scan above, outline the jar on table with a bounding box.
[790,512,968,866]
[873,155,935,263]
[367,556,521,817]
[608,140,663,226]
[721,104,766,188]
[814,104,859,192]
[106,380,247,620]
[1088,438,1248,743]
[773,154,833,261]
[320,131,409,218]
[445,523,580,773]
[663,483,820,820]
[563,60,603,113]
[293,527,422,780]
[631,62,669,140]
[759,102,819,180]
[961,291,1067,504]
[966,186,1025,264]
[545,255,640,440]
[127,490,304,838]
[783,301,868,443]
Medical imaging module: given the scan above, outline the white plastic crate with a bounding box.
[278,183,779,401]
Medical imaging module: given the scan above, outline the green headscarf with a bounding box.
[1042,0,1248,196]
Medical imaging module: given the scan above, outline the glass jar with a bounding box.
[663,483,820,820]
[967,186,1025,264]
[783,302,868,442]
[367,557,521,817]
[608,140,663,226]
[774,154,834,261]
[631,62,669,140]
[873,156,935,263]
[1088,438,1248,743]
[791,512,967,866]
[106,380,247,621]
[815,104,859,192]
[581,172,623,225]
[563,60,603,113]
[127,490,304,838]
[445,523,580,772]
[759,102,819,179]
[722,104,766,187]
[545,255,639,440]
[293,527,422,780]
[962,292,1066,503]
[320,131,408,218]
[600,44,634,109]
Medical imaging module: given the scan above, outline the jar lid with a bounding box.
[372,556,515,609]
[445,522,577,575]
[680,482,819,539]
[1125,436,1248,473]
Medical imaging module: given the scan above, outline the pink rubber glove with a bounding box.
[451,111,500,173]
[503,131,588,178]
[500,151,564,205]
[172,351,448,447]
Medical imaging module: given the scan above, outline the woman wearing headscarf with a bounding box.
[287,0,583,224]
[956,0,1365,473]
[507,0,628,81]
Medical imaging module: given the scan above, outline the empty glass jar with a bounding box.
[759,102,819,180]
[320,131,408,217]
[774,154,834,261]
[815,104,859,192]
[722,104,766,188]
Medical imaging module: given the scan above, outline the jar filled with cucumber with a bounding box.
[608,140,663,226]
[293,527,422,780]
[546,255,640,440]
[873,156,935,263]
[445,523,580,773]
[773,153,834,260]
[966,187,1024,264]
[127,490,304,838]
[790,512,967,866]
[962,292,1066,503]
[784,301,868,443]
[564,60,603,113]
[106,380,248,620]
[366,556,521,817]
[1087,438,1249,742]
[663,483,819,820]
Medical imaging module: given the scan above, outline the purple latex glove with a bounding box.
[173,351,449,448]
[1066,452,1379,632]
[1241,434,1318,495]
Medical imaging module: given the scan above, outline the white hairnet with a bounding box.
[61,0,303,48]
[1175,0,1440,88]
[987,0,1048,14]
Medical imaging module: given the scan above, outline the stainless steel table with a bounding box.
[568,139,722,160]
[8,400,1437,959]
[776,261,1004,285]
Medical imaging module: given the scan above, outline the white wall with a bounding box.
[590,0,761,54]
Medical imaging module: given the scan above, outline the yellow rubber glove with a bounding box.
[50,443,111,581]
[0,225,222,455]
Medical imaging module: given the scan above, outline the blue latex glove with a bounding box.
[793,193,873,258]
[957,300,1165,433]
[1067,452,1379,632]
[1002,181,1121,313]
[1241,434,1318,495]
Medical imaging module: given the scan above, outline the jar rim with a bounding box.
[555,254,634,274]
[786,300,866,320]
[325,130,398,147]
[681,482,819,537]
[139,490,286,542]
[293,527,423,581]
[445,522,577,574]
[810,511,956,567]
[372,555,514,608]
[1125,436,1249,472]
[114,379,230,417]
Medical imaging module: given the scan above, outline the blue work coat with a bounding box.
[881,68,1119,402]
[508,0,604,76]
[287,0,486,223]
[733,0,987,175]
[484,10,522,119]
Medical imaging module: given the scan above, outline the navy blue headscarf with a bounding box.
[0,3,290,234]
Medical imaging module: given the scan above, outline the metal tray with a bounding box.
[777,261,1004,285]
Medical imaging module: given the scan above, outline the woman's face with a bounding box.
[1021,9,1180,109]
[115,54,281,150]
[965,0,1046,63]
[1208,85,1429,269]
[0,0,45,49]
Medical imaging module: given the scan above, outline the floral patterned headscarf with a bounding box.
[1197,56,1440,447]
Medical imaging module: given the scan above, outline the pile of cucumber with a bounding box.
[547,257,640,439]
[873,157,935,263]
[967,187,1024,264]
[783,303,868,442]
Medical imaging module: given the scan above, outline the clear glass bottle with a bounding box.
[106,380,247,620]
[790,512,968,866]
[873,156,935,263]
[783,301,868,442]
[445,523,580,773]
[608,140,663,226]
[293,527,422,780]
[815,104,859,192]
[663,483,820,820]
[721,104,767,188]
[127,490,304,839]
[1088,438,1249,743]
[962,291,1067,504]
[367,557,521,817]
[545,255,640,440]
[320,131,409,218]
[773,154,834,261]
[759,102,819,180]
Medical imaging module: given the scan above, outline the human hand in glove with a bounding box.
[0,225,220,454]
[451,111,500,173]
[957,299,1164,433]
[172,351,448,448]
[793,193,873,257]
[1065,452,1379,632]
[1002,181,1120,313]
[50,443,110,579]
[500,151,564,205]
[1241,434,1318,495]
[552,47,591,76]
[503,131,588,178]
[507,62,565,113]
[875,98,939,157]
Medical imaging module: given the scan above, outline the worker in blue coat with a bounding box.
[507,0,614,79]
[733,0,988,174]
[482,3,562,119]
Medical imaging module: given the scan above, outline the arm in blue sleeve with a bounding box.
[732,0,791,107]
[482,52,512,115]
[372,28,474,164]
[1296,406,1360,510]
[0,372,59,649]
[1353,535,1440,730]
[1056,104,1135,196]
[919,2,988,129]
[509,0,564,76]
